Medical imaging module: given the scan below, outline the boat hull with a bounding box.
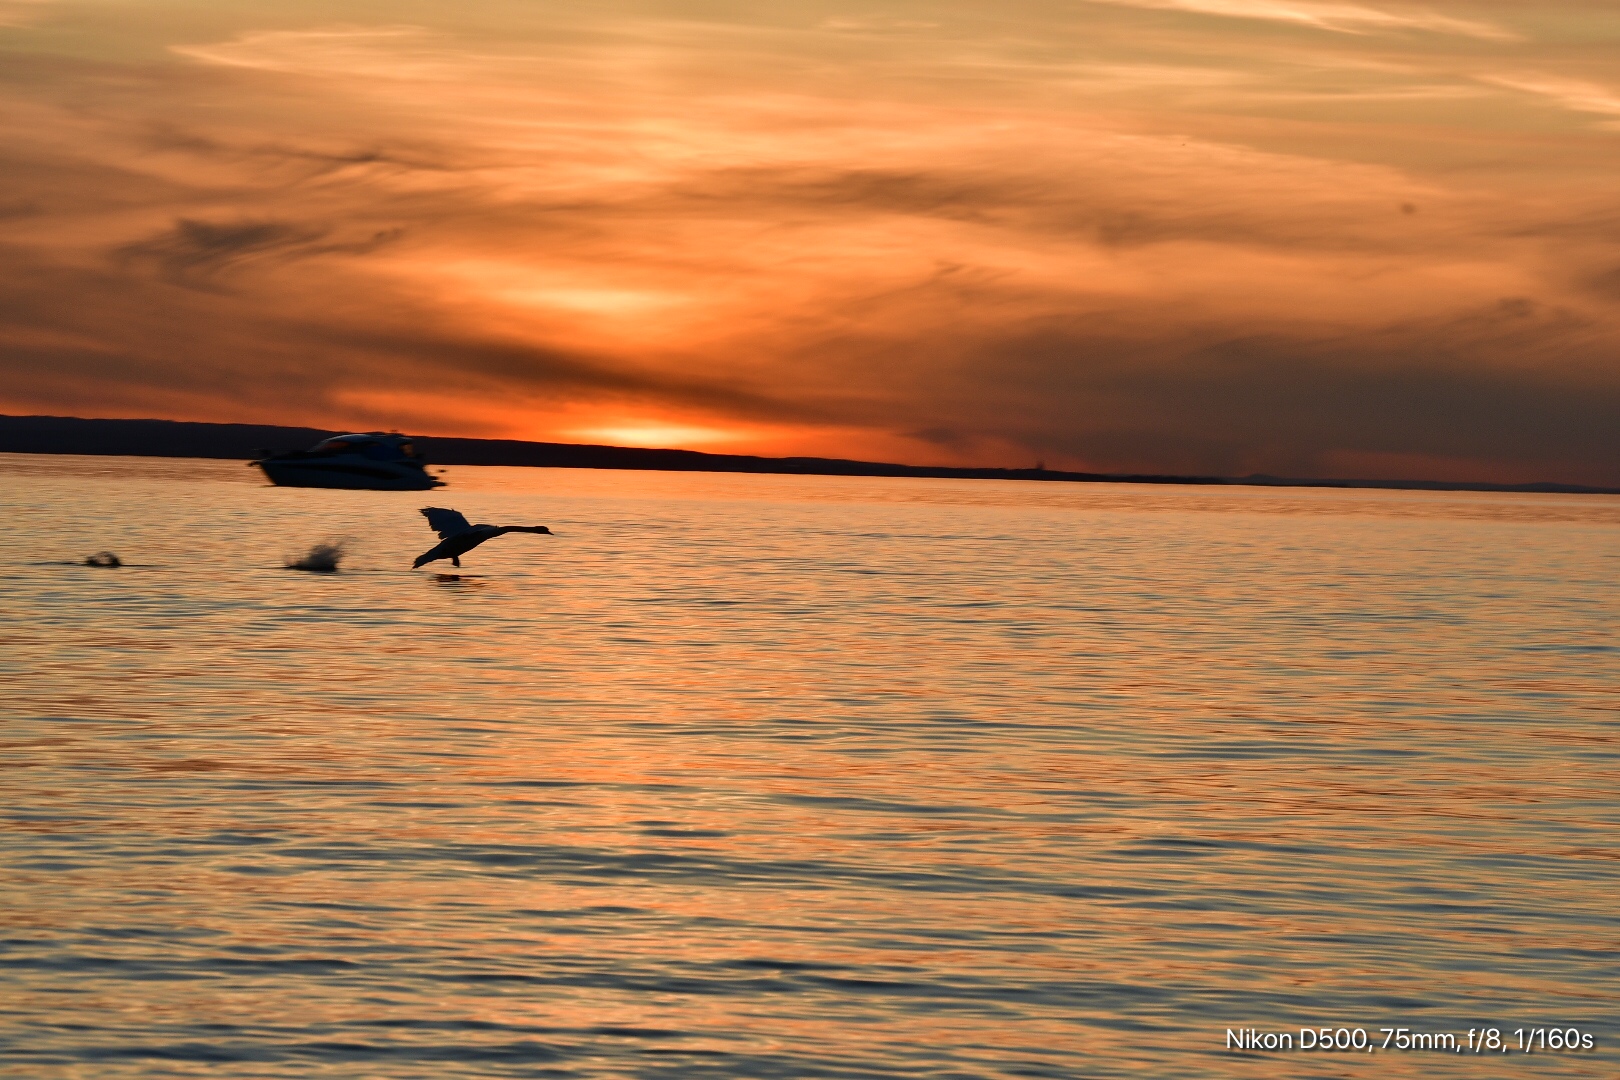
[256,459,444,491]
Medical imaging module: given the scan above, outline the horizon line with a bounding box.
[1,412,1615,497]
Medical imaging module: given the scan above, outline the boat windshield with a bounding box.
[306,434,416,460]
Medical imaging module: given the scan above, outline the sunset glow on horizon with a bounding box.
[2,1,1618,482]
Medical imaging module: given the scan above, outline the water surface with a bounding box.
[2,454,1617,1077]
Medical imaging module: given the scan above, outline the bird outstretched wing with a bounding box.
[420,507,472,539]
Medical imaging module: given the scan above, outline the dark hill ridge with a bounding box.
[0,413,1614,495]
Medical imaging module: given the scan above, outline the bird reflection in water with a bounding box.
[430,573,488,588]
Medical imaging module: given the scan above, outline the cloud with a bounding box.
[0,6,1617,485]
[116,219,328,284]
[115,218,403,288]
[916,302,1620,480]
[170,26,446,79]
[137,122,459,179]
[1480,73,1620,126]
[0,239,790,435]
[819,16,941,33]
[1080,0,1518,40]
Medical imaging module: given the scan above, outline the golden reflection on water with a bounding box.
[1,454,1617,1078]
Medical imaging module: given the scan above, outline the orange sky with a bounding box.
[2,1,1619,483]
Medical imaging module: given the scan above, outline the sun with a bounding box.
[562,420,752,449]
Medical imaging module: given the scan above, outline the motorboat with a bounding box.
[252,432,446,490]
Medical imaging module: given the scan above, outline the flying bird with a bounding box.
[413,507,552,569]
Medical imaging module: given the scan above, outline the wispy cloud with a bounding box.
[1481,73,1620,126]
[1082,0,1517,40]
[819,16,941,33]
[116,218,403,288]
[171,26,451,79]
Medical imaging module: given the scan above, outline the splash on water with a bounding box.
[285,539,348,573]
[82,551,121,568]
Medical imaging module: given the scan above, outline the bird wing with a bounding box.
[420,507,472,539]
[413,537,456,568]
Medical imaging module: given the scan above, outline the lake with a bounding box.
[2,453,1616,1078]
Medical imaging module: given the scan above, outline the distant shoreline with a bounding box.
[1,413,1614,496]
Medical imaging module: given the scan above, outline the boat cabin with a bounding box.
[308,433,420,460]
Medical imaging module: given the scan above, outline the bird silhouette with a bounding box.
[412,507,552,569]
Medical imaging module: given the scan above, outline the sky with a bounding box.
[1,1,1618,483]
